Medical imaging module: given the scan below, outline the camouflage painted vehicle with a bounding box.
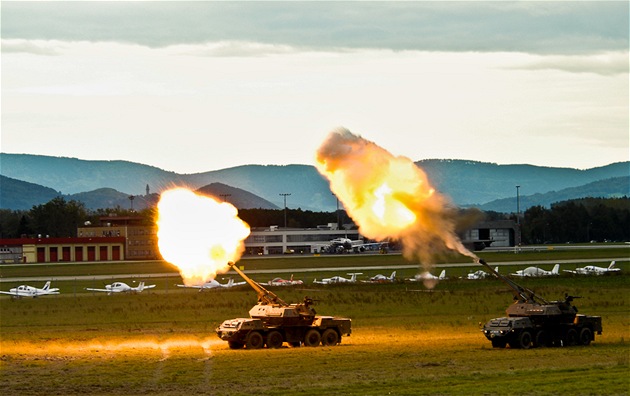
[478,259,602,349]
[215,262,351,349]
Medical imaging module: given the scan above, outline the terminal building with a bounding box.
[244,224,361,255]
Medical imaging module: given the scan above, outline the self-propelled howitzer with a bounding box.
[478,259,602,349]
[215,262,351,349]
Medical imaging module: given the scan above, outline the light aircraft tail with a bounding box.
[551,264,560,275]
[609,261,616,269]
[348,273,362,282]
[138,281,145,291]
[226,278,234,287]
[389,271,396,280]
[42,281,51,291]
[438,270,446,280]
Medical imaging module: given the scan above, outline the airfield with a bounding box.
[1,246,629,395]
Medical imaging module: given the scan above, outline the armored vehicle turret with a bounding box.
[478,259,602,349]
[215,262,351,349]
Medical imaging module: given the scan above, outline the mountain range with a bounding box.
[0,153,628,213]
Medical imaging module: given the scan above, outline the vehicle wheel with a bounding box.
[491,339,506,348]
[321,329,340,346]
[579,328,592,346]
[266,331,284,349]
[565,328,578,346]
[303,329,321,347]
[534,330,548,348]
[517,330,532,349]
[228,341,244,350]
[246,331,264,349]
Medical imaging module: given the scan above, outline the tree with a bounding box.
[30,197,88,237]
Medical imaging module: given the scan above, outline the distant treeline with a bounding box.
[1,196,628,244]
[521,197,630,244]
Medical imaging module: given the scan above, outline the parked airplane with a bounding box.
[563,261,621,275]
[177,278,245,290]
[465,267,499,280]
[314,238,387,254]
[265,275,304,286]
[364,271,397,283]
[313,273,362,284]
[86,281,156,294]
[511,264,560,277]
[409,270,447,281]
[0,281,60,298]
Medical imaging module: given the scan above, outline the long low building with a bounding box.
[244,225,362,255]
[0,237,126,264]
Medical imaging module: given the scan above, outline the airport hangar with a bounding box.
[0,216,516,264]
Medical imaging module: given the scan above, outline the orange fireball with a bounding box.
[156,188,251,286]
[316,128,476,267]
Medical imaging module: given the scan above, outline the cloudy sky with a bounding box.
[2,1,628,174]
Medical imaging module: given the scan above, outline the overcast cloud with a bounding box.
[1,1,628,174]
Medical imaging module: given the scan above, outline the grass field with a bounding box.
[1,250,629,395]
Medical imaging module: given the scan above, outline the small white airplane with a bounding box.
[364,271,397,283]
[410,269,447,281]
[313,273,362,284]
[563,261,621,275]
[0,281,60,298]
[177,278,245,290]
[511,264,560,277]
[265,275,304,286]
[466,267,499,280]
[86,281,156,294]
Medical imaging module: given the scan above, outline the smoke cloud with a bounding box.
[315,128,477,269]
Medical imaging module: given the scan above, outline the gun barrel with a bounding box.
[476,258,548,304]
[228,262,288,306]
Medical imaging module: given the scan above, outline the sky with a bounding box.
[1,1,628,174]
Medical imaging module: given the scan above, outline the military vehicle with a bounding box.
[215,262,351,349]
[478,259,602,349]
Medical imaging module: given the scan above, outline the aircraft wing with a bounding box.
[142,284,156,289]
[0,290,26,296]
[563,269,578,274]
[85,288,115,292]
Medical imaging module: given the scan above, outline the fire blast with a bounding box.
[156,188,251,286]
[315,128,477,271]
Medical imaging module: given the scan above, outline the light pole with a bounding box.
[333,193,340,229]
[279,193,291,228]
[128,195,135,212]
[516,185,521,247]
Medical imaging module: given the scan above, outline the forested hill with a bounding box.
[417,160,630,206]
[1,153,628,211]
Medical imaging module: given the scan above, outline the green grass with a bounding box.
[1,248,629,395]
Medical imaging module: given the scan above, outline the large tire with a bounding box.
[321,329,340,346]
[517,330,532,349]
[491,339,507,348]
[579,328,592,346]
[246,331,264,349]
[303,329,321,347]
[266,331,284,349]
[228,341,244,350]
[534,330,549,348]
[565,328,578,346]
